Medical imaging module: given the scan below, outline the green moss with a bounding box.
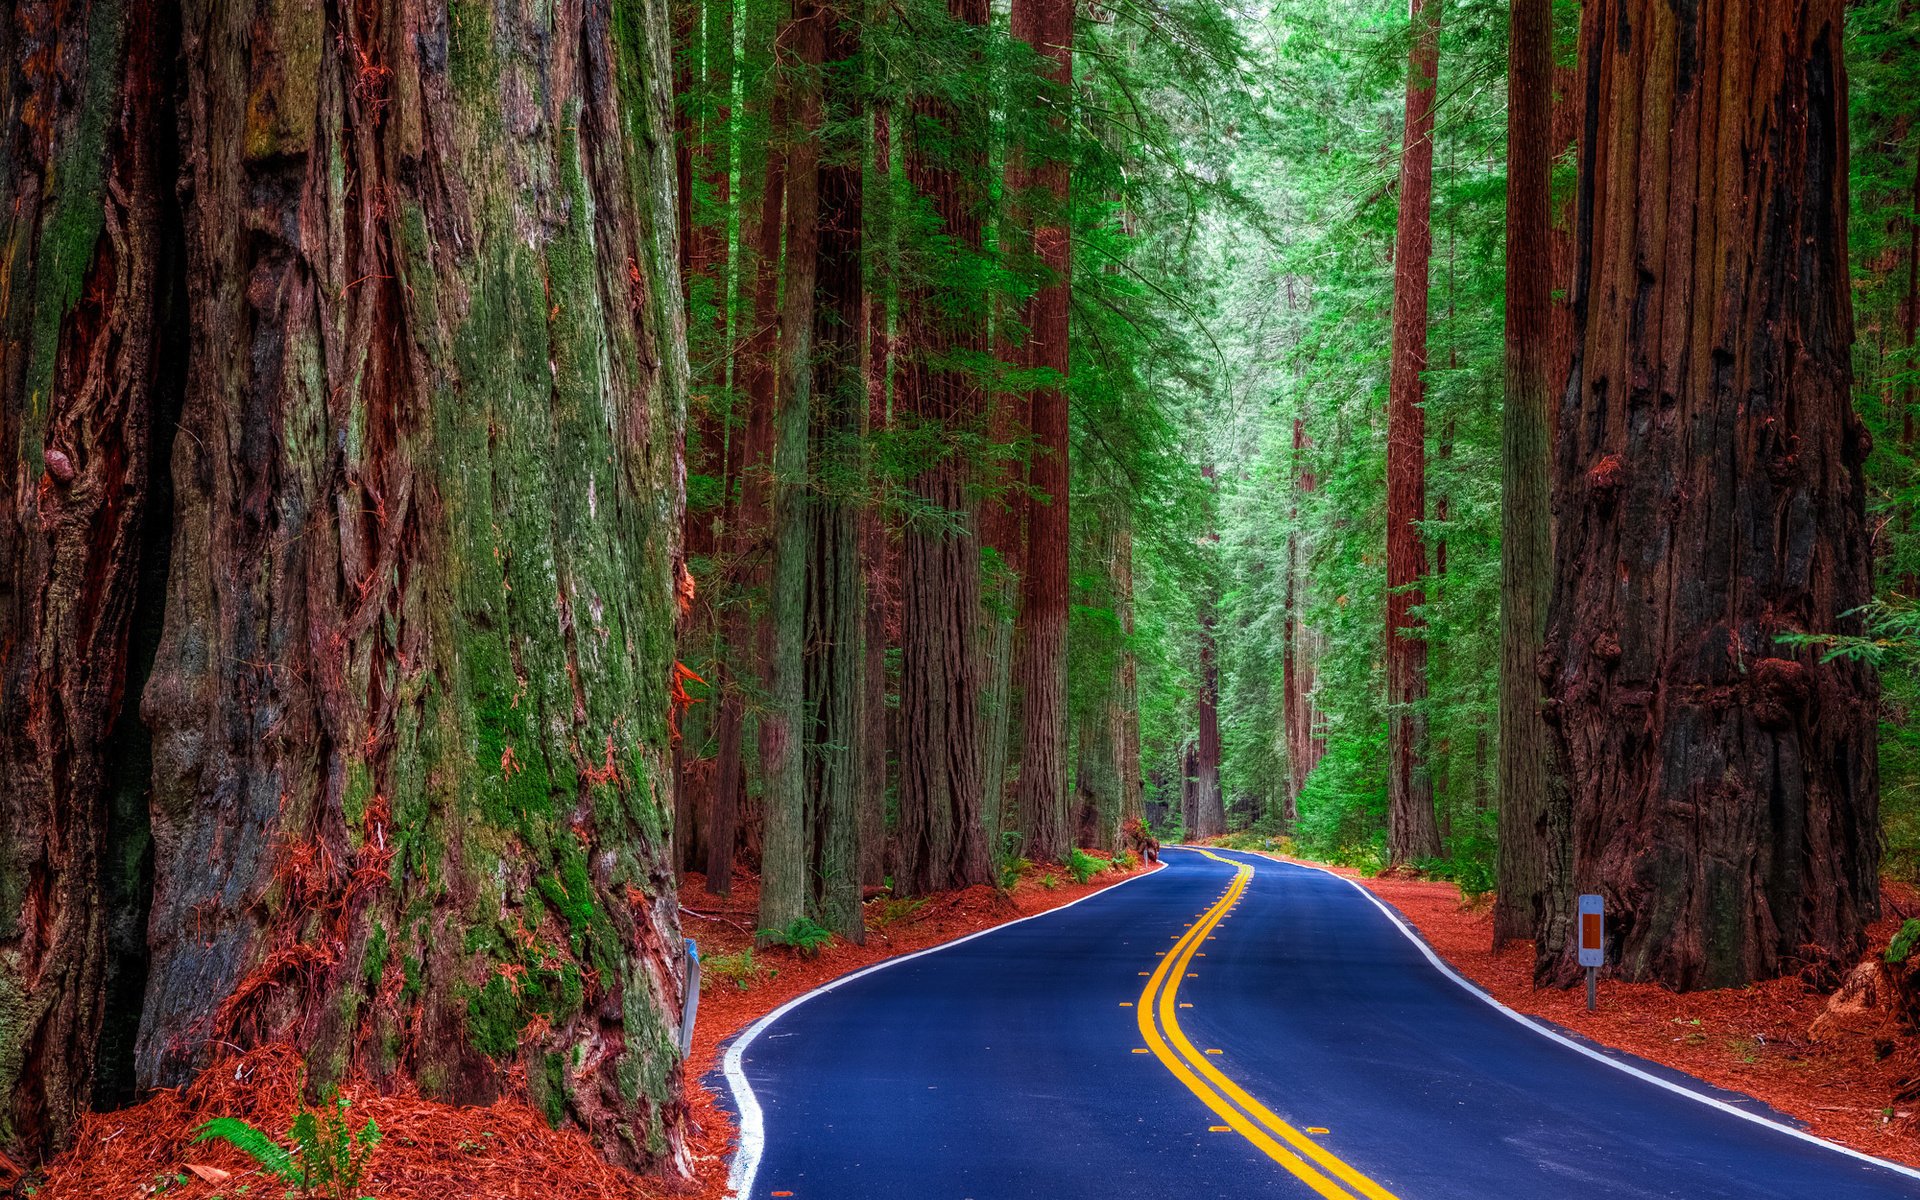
[364,922,390,990]
[531,1052,569,1128]
[20,0,125,456]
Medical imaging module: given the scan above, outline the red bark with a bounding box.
[1008,0,1074,863]
[895,0,994,896]
[1493,0,1555,948]
[1282,419,1325,813]
[1540,0,1878,989]
[1386,0,1442,865]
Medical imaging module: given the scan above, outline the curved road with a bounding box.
[724,846,1920,1199]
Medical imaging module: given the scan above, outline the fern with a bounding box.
[195,1094,381,1200]
[194,1117,301,1184]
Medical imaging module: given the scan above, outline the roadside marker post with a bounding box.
[1577,894,1604,1011]
[680,938,701,1057]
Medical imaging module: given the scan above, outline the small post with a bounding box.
[679,938,701,1057]
[1577,894,1604,1012]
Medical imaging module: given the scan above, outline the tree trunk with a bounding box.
[1,0,694,1170]
[1194,616,1225,839]
[894,0,994,897]
[759,0,822,939]
[1539,0,1878,990]
[1493,0,1554,948]
[1007,0,1074,864]
[707,51,788,894]
[802,0,866,942]
[1385,0,1441,866]
[0,0,180,1153]
[1282,417,1325,814]
[1116,520,1146,833]
[857,102,895,890]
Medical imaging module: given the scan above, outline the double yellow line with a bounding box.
[1135,849,1399,1200]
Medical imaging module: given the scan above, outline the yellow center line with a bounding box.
[1135,850,1400,1200]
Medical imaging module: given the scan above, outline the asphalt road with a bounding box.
[723,846,1920,1199]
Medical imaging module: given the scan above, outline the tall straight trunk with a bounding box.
[894,0,994,897]
[1492,0,1554,948]
[856,105,893,890]
[1069,500,1124,851]
[1116,520,1146,831]
[4,0,694,1169]
[1007,0,1075,863]
[1385,0,1442,866]
[803,0,866,941]
[759,1,822,938]
[1539,0,1877,989]
[1193,614,1225,839]
[709,58,788,893]
[1282,417,1325,813]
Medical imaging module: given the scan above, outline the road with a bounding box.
[723,846,1920,1199]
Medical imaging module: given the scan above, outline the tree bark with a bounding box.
[759,0,821,939]
[707,45,789,894]
[1538,0,1878,990]
[0,0,180,1154]
[1007,0,1074,865]
[857,104,893,890]
[1493,0,1554,948]
[1282,417,1324,815]
[4,0,693,1169]
[894,0,994,897]
[1385,0,1442,866]
[803,0,866,942]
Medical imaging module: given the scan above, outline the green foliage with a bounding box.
[869,896,929,928]
[1039,873,1060,890]
[1885,919,1920,966]
[703,949,770,991]
[756,916,835,956]
[1064,848,1109,884]
[194,1094,381,1200]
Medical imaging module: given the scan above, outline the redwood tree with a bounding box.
[1539,0,1879,989]
[1492,0,1554,947]
[1007,0,1074,862]
[894,0,995,896]
[1385,0,1442,865]
[2,0,692,1168]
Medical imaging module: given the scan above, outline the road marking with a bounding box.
[1137,852,1399,1200]
[722,862,1170,1199]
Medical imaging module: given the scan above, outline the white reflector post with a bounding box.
[1578,894,1604,1010]
[681,938,701,1057]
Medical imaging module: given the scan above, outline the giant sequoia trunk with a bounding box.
[2,0,692,1169]
[1385,0,1442,866]
[894,0,994,896]
[1492,0,1554,948]
[1539,0,1879,989]
[1007,0,1073,864]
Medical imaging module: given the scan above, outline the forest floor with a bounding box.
[23,856,1157,1200]
[1208,841,1920,1168]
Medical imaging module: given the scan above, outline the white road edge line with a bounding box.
[720,861,1168,1198]
[1204,845,1920,1185]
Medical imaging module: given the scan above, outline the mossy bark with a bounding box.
[1,0,179,1156]
[5,0,693,1172]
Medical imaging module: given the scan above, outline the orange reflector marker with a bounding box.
[1209,1126,1231,1132]
[1178,1003,1193,1009]
[1132,1048,1149,1054]
[1307,1127,1330,1135]
[1120,1002,1134,1007]
[1205,1049,1223,1055]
